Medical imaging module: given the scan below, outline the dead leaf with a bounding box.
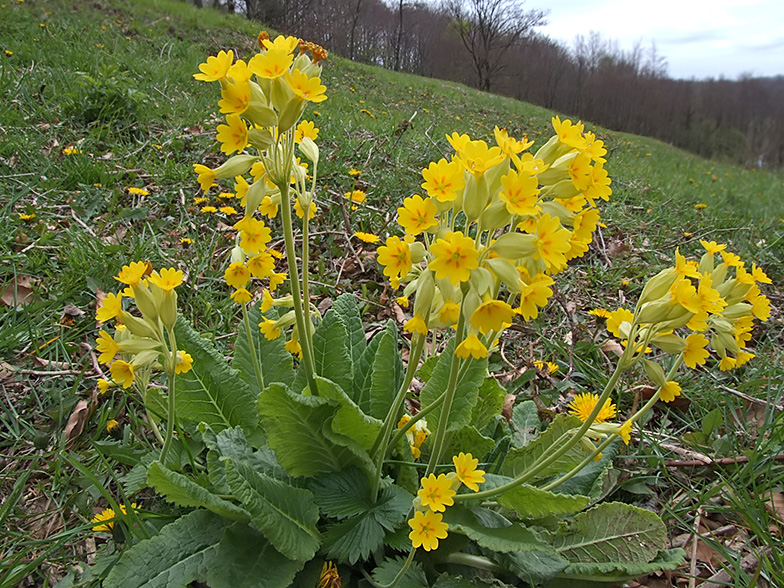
[1,275,38,308]
[62,303,85,318]
[502,393,516,422]
[391,303,406,323]
[34,357,71,370]
[317,298,333,314]
[0,361,15,384]
[64,400,90,442]
[763,492,784,526]
[601,339,624,356]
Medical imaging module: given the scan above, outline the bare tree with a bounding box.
[444,0,547,91]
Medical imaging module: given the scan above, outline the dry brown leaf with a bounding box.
[0,361,15,383]
[64,400,90,442]
[391,303,406,323]
[763,491,784,526]
[502,393,516,422]
[1,275,37,308]
[62,303,85,318]
[601,339,624,356]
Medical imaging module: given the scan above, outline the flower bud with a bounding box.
[132,282,159,324]
[484,258,523,292]
[131,349,161,368]
[638,268,677,306]
[248,127,274,151]
[230,245,245,264]
[413,271,436,318]
[489,232,537,259]
[299,137,319,165]
[539,178,580,201]
[536,151,576,185]
[245,177,267,213]
[651,333,686,354]
[215,155,258,179]
[533,134,569,165]
[119,311,160,340]
[467,267,495,298]
[462,174,489,222]
[278,97,306,133]
[478,200,512,231]
[117,337,163,354]
[643,358,666,387]
[409,241,426,264]
[159,289,178,330]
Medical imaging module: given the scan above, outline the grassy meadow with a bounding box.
[1,0,783,586]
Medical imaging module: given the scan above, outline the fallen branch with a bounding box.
[665,454,784,468]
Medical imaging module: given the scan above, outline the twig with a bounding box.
[71,209,97,237]
[715,382,784,412]
[688,507,702,588]
[665,453,784,468]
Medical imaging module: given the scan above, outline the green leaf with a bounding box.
[510,400,541,448]
[482,474,590,518]
[472,377,506,434]
[206,523,305,588]
[488,549,568,586]
[310,467,373,518]
[552,440,619,502]
[257,383,364,477]
[233,305,294,393]
[147,461,250,522]
[332,293,367,366]
[372,556,428,588]
[104,510,231,588]
[313,308,354,394]
[224,458,321,561]
[502,415,585,482]
[173,317,257,436]
[443,506,555,553]
[445,426,495,461]
[311,376,382,452]
[553,502,668,566]
[323,512,386,564]
[554,549,686,584]
[420,339,486,432]
[367,321,404,419]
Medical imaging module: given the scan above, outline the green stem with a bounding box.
[370,334,427,500]
[241,302,265,392]
[278,181,318,393]
[438,552,504,573]
[455,342,634,503]
[424,310,467,478]
[159,327,178,466]
[301,211,314,359]
[541,434,616,492]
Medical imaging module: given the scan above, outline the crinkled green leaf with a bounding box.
[312,376,381,452]
[331,293,366,366]
[502,414,585,482]
[322,511,386,564]
[206,523,305,588]
[553,549,686,585]
[147,461,249,522]
[510,400,541,448]
[420,339,486,432]
[367,321,404,419]
[551,440,619,502]
[443,506,555,553]
[488,548,568,586]
[173,317,257,436]
[257,383,364,477]
[224,458,321,561]
[372,556,428,588]
[472,377,506,433]
[313,308,354,394]
[553,502,668,565]
[482,474,590,518]
[310,467,373,518]
[104,510,230,588]
[446,426,496,461]
[233,305,294,392]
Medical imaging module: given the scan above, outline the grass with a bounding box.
[1,0,783,586]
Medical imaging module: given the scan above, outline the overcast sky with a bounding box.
[527,0,784,80]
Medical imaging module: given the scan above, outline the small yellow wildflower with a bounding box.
[568,393,617,423]
[418,474,455,512]
[659,381,681,403]
[453,452,485,492]
[175,350,194,374]
[408,510,448,551]
[353,231,379,244]
[127,187,150,196]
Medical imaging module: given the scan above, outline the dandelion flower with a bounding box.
[353,231,379,244]
[568,393,616,423]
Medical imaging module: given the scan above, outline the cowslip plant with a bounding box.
[87,33,773,588]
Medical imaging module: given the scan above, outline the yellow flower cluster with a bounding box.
[193,35,329,355]
[396,415,430,459]
[94,261,192,390]
[408,453,485,551]
[378,119,610,358]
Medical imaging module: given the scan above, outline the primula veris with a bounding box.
[455,333,488,359]
[247,251,275,279]
[517,274,555,321]
[269,272,287,291]
[225,262,250,289]
[453,452,485,492]
[428,231,479,285]
[230,288,252,304]
[534,213,571,273]
[96,292,123,323]
[259,318,282,340]
[194,50,234,82]
[439,301,460,325]
[397,194,437,236]
[499,168,540,216]
[237,217,272,254]
[659,381,681,403]
[619,420,632,445]
[248,48,293,79]
[217,113,248,155]
[149,268,184,292]
[285,69,327,103]
[295,120,318,143]
[408,509,448,551]
[700,240,726,254]
[456,140,504,176]
[261,34,300,53]
[418,473,455,512]
[175,350,194,374]
[552,116,587,150]
[97,378,112,394]
[115,261,148,286]
[377,236,412,279]
[607,308,634,338]
[569,393,617,423]
[218,81,250,114]
[95,331,119,365]
[404,315,428,336]
[110,360,135,389]
[193,164,216,192]
[470,300,515,335]
[421,158,465,202]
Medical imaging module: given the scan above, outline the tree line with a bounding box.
[190,0,784,170]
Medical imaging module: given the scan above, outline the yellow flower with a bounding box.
[175,350,194,374]
[269,271,287,291]
[260,289,274,312]
[438,301,460,325]
[193,164,216,192]
[408,510,448,551]
[750,263,772,284]
[127,187,149,196]
[106,419,119,433]
[224,262,250,289]
[18,212,36,220]
[470,300,514,335]
[218,81,250,114]
[683,333,709,368]
[418,474,455,512]
[259,318,282,340]
[619,420,632,445]
[534,360,559,374]
[216,113,248,155]
[568,393,617,423]
[284,69,327,103]
[588,308,610,319]
[659,381,681,403]
[397,194,438,236]
[294,120,319,143]
[694,203,707,210]
[237,217,272,254]
[294,200,317,220]
[227,59,252,84]
[148,268,184,292]
[96,292,123,323]
[517,273,554,321]
[97,378,112,394]
[499,168,539,216]
[353,231,379,244]
[377,236,412,279]
[194,49,234,82]
[220,206,238,215]
[110,360,135,389]
[259,196,279,218]
[344,190,366,204]
[719,355,737,371]
[201,205,217,213]
[404,315,428,336]
[606,308,634,338]
[348,168,362,176]
[91,507,117,532]
[248,48,293,79]
[534,214,571,273]
[247,251,275,279]
[317,562,341,588]
[428,231,479,286]
[452,452,485,492]
[455,333,488,359]
[285,336,302,358]
[261,35,300,54]
[552,116,587,150]
[230,287,252,304]
[62,147,82,155]
[396,296,410,308]
[421,158,465,202]
[96,331,119,365]
[700,240,726,254]
[456,139,505,177]
[719,250,743,268]
[115,261,149,286]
